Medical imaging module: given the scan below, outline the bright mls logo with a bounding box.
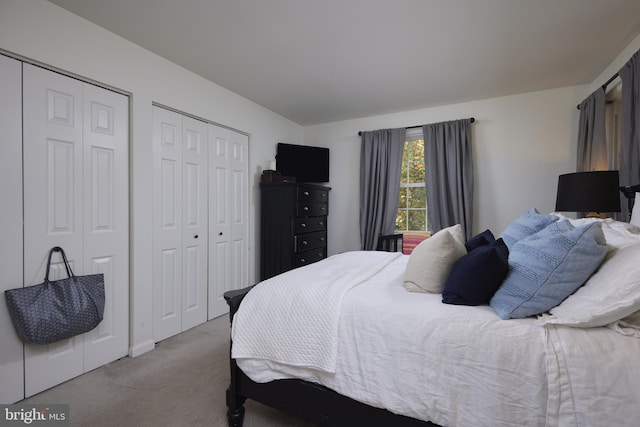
[0,405,69,426]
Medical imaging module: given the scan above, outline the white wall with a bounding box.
[305,86,588,254]
[0,0,303,357]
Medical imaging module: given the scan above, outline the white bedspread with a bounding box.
[233,253,640,427]
[544,324,640,427]
[231,251,401,372]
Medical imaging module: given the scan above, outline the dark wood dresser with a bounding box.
[260,182,330,280]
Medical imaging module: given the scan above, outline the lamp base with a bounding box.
[586,212,607,219]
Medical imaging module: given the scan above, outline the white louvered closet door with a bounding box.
[153,107,208,342]
[22,64,129,397]
[208,124,249,319]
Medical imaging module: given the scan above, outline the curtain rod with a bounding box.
[357,117,475,136]
[576,72,620,110]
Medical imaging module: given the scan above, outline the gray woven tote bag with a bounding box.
[4,246,105,344]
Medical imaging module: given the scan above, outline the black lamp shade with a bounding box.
[555,171,621,213]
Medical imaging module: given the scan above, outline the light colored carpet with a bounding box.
[21,314,314,427]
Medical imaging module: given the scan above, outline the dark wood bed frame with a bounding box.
[224,286,439,427]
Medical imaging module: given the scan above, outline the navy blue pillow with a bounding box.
[465,229,495,252]
[442,238,509,306]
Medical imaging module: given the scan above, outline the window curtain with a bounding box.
[576,87,607,172]
[423,119,473,239]
[359,128,406,250]
[619,49,640,221]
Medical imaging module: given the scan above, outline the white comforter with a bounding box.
[232,252,640,427]
[231,251,401,372]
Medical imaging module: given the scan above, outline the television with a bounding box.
[276,143,330,183]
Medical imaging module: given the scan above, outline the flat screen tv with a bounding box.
[276,143,330,183]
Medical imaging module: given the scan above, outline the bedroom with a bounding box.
[1,0,640,424]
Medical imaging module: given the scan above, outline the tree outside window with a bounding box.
[396,138,429,232]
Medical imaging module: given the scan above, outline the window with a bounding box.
[396,131,429,232]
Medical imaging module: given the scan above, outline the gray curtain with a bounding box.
[359,128,406,250]
[619,49,640,221]
[423,119,474,239]
[576,88,607,172]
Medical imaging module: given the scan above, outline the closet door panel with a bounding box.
[153,106,183,341]
[208,128,232,318]
[82,83,129,371]
[208,125,249,319]
[230,134,249,294]
[0,54,24,404]
[23,64,84,397]
[181,116,208,331]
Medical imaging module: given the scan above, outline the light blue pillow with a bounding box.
[490,220,607,320]
[499,208,559,250]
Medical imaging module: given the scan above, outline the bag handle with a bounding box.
[44,246,75,282]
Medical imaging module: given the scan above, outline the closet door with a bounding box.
[153,107,208,341]
[81,82,129,371]
[22,64,129,397]
[208,124,249,319]
[0,54,24,404]
[23,65,85,395]
[180,116,208,331]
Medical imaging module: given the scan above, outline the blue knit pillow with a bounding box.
[490,221,607,320]
[443,237,509,306]
[499,208,559,249]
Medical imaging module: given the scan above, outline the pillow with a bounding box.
[403,224,466,294]
[500,208,559,249]
[539,242,640,327]
[552,213,640,250]
[402,231,431,255]
[465,229,495,252]
[442,237,509,306]
[631,193,640,227]
[490,221,607,320]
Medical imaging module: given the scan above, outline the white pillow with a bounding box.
[631,192,640,227]
[552,213,640,250]
[538,242,640,327]
[403,224,466,293]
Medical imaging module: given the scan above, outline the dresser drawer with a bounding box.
[295,216,327,234]
[294,231,327,252]
[296,202,328,217]
[296,187,329,203]
[295,247,327,267]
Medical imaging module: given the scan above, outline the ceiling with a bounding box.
[48,0,640,126]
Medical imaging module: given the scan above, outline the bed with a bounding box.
[224,211,640,427]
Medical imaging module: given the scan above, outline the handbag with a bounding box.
[4,246,105,345]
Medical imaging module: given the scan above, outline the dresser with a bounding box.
[260,182,330,280]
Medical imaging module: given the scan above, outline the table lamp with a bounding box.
[555,171,621,218]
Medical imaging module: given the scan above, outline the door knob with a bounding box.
[194,235,198,239]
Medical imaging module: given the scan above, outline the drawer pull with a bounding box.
[320,237,325,242]
[319,221,324,226]
[302,240,308,246]
[303,191,310,196]
[300,258,306,263]
[303,206,309,211]
[300,223,307,228]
